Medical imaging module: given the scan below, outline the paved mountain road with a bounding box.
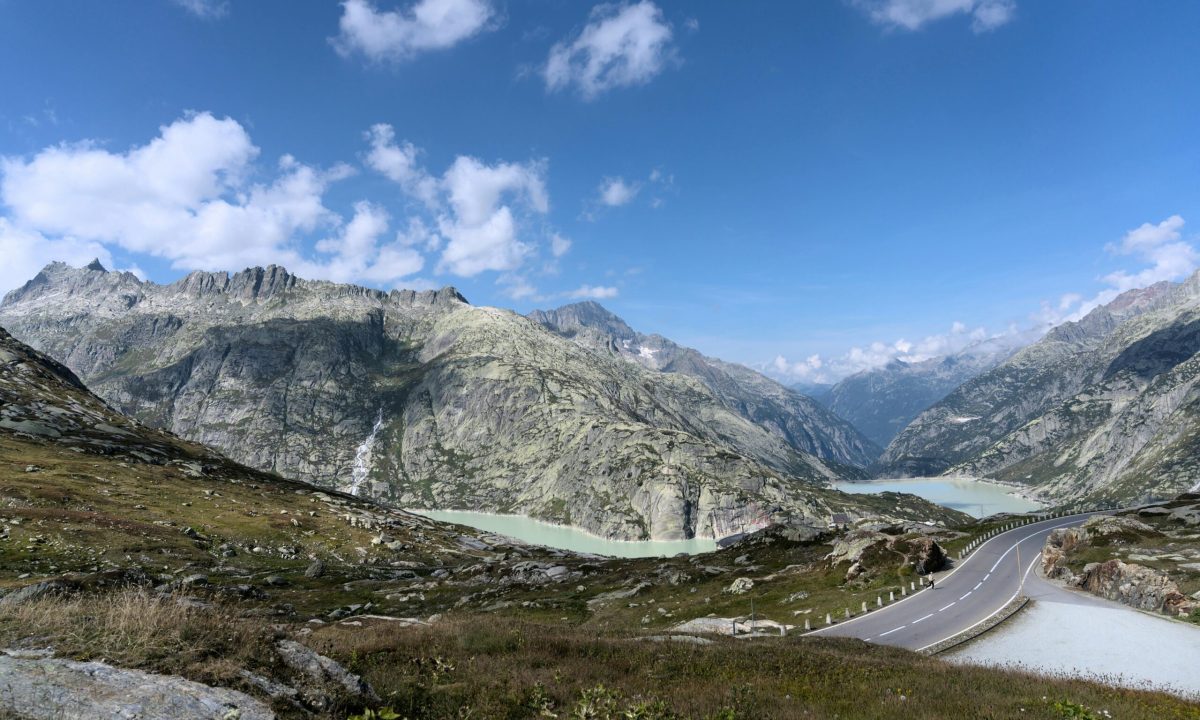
[809,513,1104,651]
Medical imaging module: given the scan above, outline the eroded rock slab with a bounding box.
[0,653,274,720]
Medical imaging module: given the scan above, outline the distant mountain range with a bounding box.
[879,273,1200,505]
[0,262,923,541]
[815,343,1020,449]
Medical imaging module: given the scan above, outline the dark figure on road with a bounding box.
[929,578,935,589]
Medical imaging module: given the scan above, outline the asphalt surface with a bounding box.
[808,512,1105,651]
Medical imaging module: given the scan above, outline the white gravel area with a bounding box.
[947,599,1200,698]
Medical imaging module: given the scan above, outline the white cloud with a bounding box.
[568,284,618,300]
[1058,214,1197,319]
[598,177,639,207]
[0,220,112,300]
[364,124,552,278]
[333,0,495,63]
[0,112,423,293]
[172,0,229,19]
[853,0,1015,33]
[769,321,1005,384]
[437,156,548,276]
[551,233,572,258]
[301,201,424,284]
[365,124,439,206]
[544,1,675,100]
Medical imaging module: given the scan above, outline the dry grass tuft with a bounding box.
[0,588,275,688]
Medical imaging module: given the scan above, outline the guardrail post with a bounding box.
[862,601,868,614]
[910,581,915,592]
[889,591,895,602]
[877,596,883,607]
[826,613,832,625]
[901,586,907,596]
[804,618,810,631]
[844,607,851,619]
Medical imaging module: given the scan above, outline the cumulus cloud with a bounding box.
[437,156,548,276]
[568,284,618,300]
[365,124,439,206]
[1047,215,1198,322]
[332,0,495,63]
[300,201,424,284]
[598,177,639,207]
[364,123,550,277]
[0,112,422,294]
[853,0,1016,33]
[544,1,675,100]
[171,0,229,19]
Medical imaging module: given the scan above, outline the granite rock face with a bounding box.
[0,263,930,541]
[1075,559,1196,615]
[1040,509,1199,617]
[528,301,881,469]
[0,652,275,720]
[879,273,1200,505]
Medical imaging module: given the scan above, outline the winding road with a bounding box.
[809,512,1105,651]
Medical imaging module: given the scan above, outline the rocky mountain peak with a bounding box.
[84,258,108,272]
[527,301,637,341]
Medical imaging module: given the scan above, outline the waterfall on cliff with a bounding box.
[348,409,384,497]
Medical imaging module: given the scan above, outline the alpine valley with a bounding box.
[0,261,937,543]
[879,272,1200,506]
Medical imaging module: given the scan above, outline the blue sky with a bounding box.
[1,0,1198,382]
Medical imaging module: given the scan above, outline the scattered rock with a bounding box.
[275,640,379,710]
[304,560,325,579]
[725,577,754,595]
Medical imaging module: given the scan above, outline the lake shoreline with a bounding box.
[834,476,1044,519]
[406,508,721,558]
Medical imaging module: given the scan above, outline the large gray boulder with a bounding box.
[0,652,274,719]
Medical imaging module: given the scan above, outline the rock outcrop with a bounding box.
[1075,559,1196,615]
[1040,509,1199,617]
[0,263,947,542]
[0,652,275,720]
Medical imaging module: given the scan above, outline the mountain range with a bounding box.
[816,342,1020,449]
[879,273,1200,505]
[0,262,934,542]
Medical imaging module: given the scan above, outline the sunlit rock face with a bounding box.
[880,272,1200,506]
[0,262,928,541]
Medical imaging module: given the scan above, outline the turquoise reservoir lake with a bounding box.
[413,477,1040,557]
[834,477,1043,518]
[410,509,719,558]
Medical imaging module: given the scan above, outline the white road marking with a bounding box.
[916,555,1045,653]
[973,581,982,590]
[960,591,972,600]
[879,626,905,637]
[983,573,990,581]
[939,602,956,612]
[912,613,934,624]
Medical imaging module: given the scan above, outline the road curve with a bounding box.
[808,512,1105,651]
